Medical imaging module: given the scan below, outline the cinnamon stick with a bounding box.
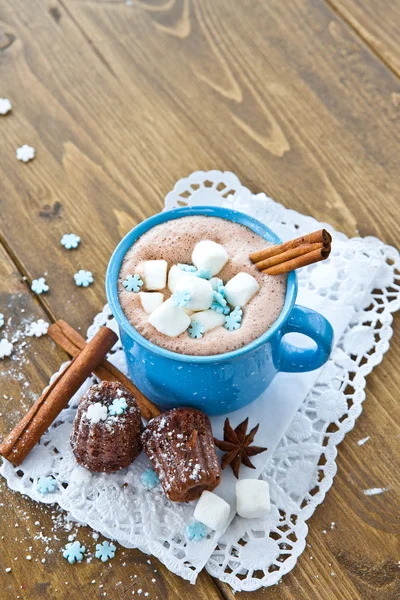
[250,229,331,264]
[49,320,160,421]
[0,327,118,466]
[254,242,323,271]
[262,247,330,275]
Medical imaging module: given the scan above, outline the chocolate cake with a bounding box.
[142,407,221,502]
[71,381,142,473]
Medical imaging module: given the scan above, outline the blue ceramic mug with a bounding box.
[106,206,334,416]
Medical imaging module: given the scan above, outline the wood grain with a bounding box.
[0,0,399,597]
[326,0,400,76]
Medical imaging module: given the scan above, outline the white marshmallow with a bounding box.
[224,272,259,307]
[236,479,270,519]
[148,299,190,337]
[167,265,197,293]
[174,275,213,311]
[194,491,231,531]
[192,240,228,276]
[137,260,167,291]
[139,292,164,314]
[190,309,225,332]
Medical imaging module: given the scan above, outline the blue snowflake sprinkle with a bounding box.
[74,270,94,287]
[108,397,128,416]
[217,283,226,298]
[171,289,191,307]
[37,476,58,494]
[63,541,86,564]
[211,302,230,315]
[177,263,197,273]
[212,290,227,307]
[188,321,204,339]
[0,313,4,328]
[95,541,116,562]
[212,277,223,290]
[141,468,160,489]
[231,306,243,318]
[196,269,212,280]
[122,274,143,292]
[61,233,80,250]
[31,278,49,294]
[224,308,242,331]
[186,521,207,541]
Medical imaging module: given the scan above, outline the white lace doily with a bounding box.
[2,171,399,592]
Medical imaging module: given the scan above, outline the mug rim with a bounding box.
[106,206,298,363]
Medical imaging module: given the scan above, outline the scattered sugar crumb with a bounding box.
[5,567,11,573]
[0,98,12,115]
[363,487,388,496]
[322,530,327,534]
[330,522,335,529]
[26,555,32,560]
[0,338,13,359]
[357,436,370,446]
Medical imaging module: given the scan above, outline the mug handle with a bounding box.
[279,305,334,373]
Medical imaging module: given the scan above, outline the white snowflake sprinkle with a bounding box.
[31,277,49,294]
[0,338,13,359]
[16,145,35,163]
[74,270,94,287]
[25,319,49,338]
[86,403,108,424]
[0,98,12,115]
[61,233,80,250]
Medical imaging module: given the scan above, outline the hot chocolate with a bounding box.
[118,216,286,356]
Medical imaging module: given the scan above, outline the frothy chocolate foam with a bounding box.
[119,216,286,356]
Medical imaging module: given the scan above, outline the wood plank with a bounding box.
[325,0,400,76]
[0,0,399,332]
[0,244,225,598]
[0,0,399,597]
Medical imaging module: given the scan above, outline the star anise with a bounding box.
[214,418,267,479]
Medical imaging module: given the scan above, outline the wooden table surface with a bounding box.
[0,1,399,598]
